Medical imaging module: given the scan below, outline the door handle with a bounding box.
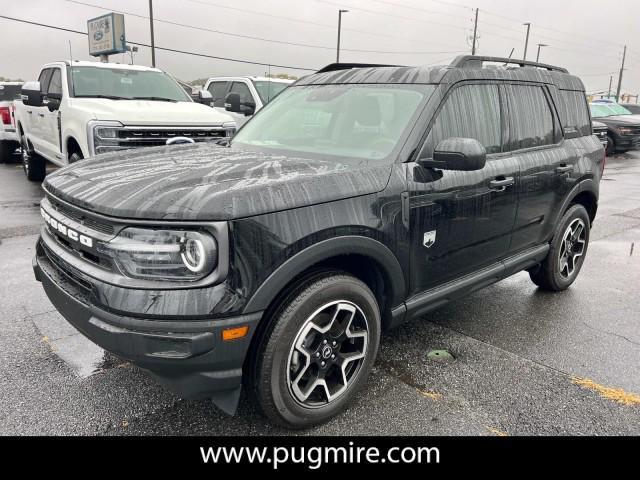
[27,110,32,114]
[489,176,514,190]
[556,164,573,173]
[38,113,45,118]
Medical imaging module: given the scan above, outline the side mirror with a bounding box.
[21,81,44,107]
[418,137,486,171]
[197,90,213,106]
[224,93,241,113]
[45,92,62,112]
[242,101,256,116]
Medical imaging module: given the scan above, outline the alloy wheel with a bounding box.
[558,218,586,279]
[286,300,369,408]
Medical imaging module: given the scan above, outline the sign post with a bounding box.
[87,13,126,62]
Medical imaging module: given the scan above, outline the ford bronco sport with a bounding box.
[33,56,604,428]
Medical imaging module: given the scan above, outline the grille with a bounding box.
[42,242,93,294]
[48,197,114,235]
[115,128,228,148]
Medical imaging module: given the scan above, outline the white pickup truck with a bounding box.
[15,61,236,181]
[0,82,22,162]
[203,76,293,128]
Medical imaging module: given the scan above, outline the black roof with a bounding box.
[296,55,584,91]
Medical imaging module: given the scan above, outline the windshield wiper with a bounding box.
[129,96,179,102]
[74,94,130,100]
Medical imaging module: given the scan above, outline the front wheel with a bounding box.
[605,135,615,156]
[252,272,381,428]
[530,204,590,291]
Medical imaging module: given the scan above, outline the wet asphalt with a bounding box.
[0,150,638,436]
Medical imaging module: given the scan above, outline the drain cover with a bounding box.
[427,349,454,362]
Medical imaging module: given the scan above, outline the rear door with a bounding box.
[505,83,573,251]
[407,81,520,295]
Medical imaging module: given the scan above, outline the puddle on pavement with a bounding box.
[32,311,129,378]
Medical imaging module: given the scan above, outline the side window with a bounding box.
[230,81,254,106]
[47,69,63,97]
[422,84,502,158]
[508,85,555,150]
[207,81,228,108]
[557,90,591,137]
[38,69,53,93]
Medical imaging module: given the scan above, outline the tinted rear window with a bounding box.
[508,84,555,150]
[0,84,22,101]
[557,90,591,137]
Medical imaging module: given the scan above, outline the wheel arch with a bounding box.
[243,235,406,318]
[65,135,83,159]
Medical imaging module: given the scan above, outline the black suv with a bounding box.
[33,56,604,428]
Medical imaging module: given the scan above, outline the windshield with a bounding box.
[252,80,290,104]
[233,84,433,161]
[590,103,633,117]
[0,84,22,101]
[71,67,191,102]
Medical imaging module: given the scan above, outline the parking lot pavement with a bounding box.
[1,153,638,435]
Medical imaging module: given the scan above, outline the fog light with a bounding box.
[222,325,249,341]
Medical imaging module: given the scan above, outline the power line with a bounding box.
[0,14,318,71]
[66,0,466,55]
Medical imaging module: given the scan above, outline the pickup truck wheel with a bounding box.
[530,204,590,291]
[21,135,46,182]
[253,272,380,428]
[605,135,615,156]
[69,152,83,163]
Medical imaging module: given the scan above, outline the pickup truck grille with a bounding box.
[619,126,640,136]
[116,127,228,148]
[592,126,607,144]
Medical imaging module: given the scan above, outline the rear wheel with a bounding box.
[252,272,380,428]
[529,204,590,291]
[605,135,615,156]
[21,134,46,181]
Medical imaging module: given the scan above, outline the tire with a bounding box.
[529,204,590,291]
[252,271,381,428]
[605,135,615,156]
[69,151,83,163]
[21,134,46,182]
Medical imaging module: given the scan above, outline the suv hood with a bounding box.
[595,115,640,126]
[43,143,391,221]
[69,98,233,125]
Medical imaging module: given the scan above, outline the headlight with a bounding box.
[222,121,236,137]
[618,127,634,135]
[97,228,218,281]
[87,120,125,155]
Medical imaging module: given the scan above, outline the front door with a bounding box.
[407,82,519,295]
[40,67,63,162]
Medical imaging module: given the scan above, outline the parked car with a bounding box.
[203,76,293,128]
[620,103,640,114]
[0,81,23,162]
[14,60,236,181]
[592,121,608,149]
[589,102,640,155]
[33,56,603,428]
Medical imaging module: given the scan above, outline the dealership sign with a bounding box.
[87,13,126,56]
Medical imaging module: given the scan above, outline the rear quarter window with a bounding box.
[557,90,591,137]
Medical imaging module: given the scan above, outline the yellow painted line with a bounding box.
[572,376,640,406]
[418,390,443,401]
[487,427,508,437]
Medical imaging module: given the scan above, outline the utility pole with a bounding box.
[471,8,479,55]
[149,0,156,67]
[536,43,548,62]
[616,45,627,102]
[608,75,613,99]
[336,9,348,63]
[523,23,531,61]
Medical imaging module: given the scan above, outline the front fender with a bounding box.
[242,235,406,314]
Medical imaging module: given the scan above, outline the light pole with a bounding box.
[336,9,348,63]
[149,0,156,67]
[522,22,531,61]
[536,43,548,62]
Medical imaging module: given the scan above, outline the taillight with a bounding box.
[0,107,10,125]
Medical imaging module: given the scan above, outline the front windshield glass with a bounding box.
[71,67,191,102]
[607,104,632,115]
[233,83,434,160]
[590,104,617,118]
[252,80,290,104]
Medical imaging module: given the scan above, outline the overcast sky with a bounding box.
[1,0,639,96]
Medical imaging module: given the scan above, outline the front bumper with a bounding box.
[33,239,262,412]
[0,129,19,143]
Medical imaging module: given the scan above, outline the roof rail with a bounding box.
[316,63,401,74]
[450,55,568,73]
